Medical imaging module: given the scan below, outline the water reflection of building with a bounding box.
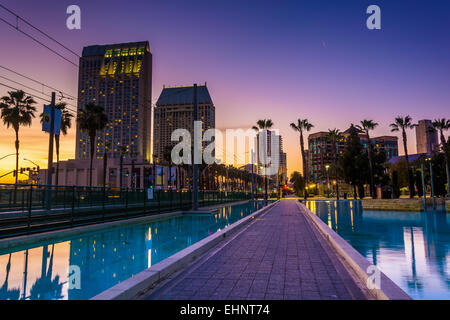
[68,226,148,300]
[0,201,264,300]
[305,200,450,299]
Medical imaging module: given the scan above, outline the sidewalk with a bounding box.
[144,199,368,300]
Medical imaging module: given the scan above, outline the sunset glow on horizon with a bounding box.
[1,0,449,183]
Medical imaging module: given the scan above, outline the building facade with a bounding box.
[153,84,215,163]
[75,41,152,162]
[255,130,287,183]
[307,129,398,181]
[416,119,438,155]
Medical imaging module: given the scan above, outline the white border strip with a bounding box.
[297,201,411,300]
[92,201,279,300]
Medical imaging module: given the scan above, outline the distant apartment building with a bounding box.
[416,119,438,155]
[306,128,398,181]
[256,130,287,183]
[75,41,153,162]
[153,84,215,163]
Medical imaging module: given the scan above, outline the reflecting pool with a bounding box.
[0,200,268,300]
[306,200,450,300]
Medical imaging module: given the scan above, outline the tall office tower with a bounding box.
[75,41,152,161]
[416,120,438,154]
[153,84,215,162]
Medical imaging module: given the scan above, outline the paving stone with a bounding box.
[146,200,366,300]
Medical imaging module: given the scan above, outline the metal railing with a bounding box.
[0,184,253,239]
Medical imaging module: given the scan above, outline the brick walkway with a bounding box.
[144,199,367,300]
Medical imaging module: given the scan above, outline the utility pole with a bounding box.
[192,84,199,210]
[45,92,56,211]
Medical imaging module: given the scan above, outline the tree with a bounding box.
[252,119,274,201]
[392,171,400,198]
[432,118,450,197]
[390,116,416,198]
[39,102,73,186]
[102,142,111,187]
[339,124,369,199]
[0,90,36,185]
[290,171,305,197]
[415,169,423,197]
[356,119,378,198]
[76,103,108,187]
[290,118,314,200]
[326,129,343,200]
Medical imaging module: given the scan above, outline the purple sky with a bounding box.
[0,0,449,178]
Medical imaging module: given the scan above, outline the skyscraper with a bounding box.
[153,84,215,162]
[416,119,438,155]
[75,41,152,162]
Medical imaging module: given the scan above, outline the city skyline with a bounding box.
[0,0,449,182]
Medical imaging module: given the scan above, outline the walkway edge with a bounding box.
[297,201,411,300]
[91,200,280,300]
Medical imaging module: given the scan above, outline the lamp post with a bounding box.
[427,157,436,210]
[23,158,39,167]
[421,163,427,211]
[325,164,330,197]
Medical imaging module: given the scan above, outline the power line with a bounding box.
[0,64,77,100]
[0,81,77,115]
[0,4,81,59]
[0,16,78,67]
[0,73,78,110]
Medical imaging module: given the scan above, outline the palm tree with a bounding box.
[76,103,108,187]
[252,119,274,200]
[356,119,378,198]
[0,90,36,185]
[102,141,111,187]
[390,116,416,198]
[326,129,343,200]
[40,102,73,186]
[119,145,127,189]
[290,118,314,200]
[432,118,450,197]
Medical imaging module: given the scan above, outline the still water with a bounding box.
[0,200,268,300]
[306,200,450,300]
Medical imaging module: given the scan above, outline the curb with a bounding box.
[297,201,411,300]
[91,200,279,300]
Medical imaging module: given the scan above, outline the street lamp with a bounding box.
[23,158,39,167]
[325,164,330,195]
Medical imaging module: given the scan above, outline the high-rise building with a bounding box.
[306,128,398,181]
[256,130,286,181]
[75,41,152,162]
[416,119,438,155]
[153,84,215,162]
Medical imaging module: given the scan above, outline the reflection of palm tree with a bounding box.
[0,254,20,300]
[29,245,64,300]
[405,227,424,292]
